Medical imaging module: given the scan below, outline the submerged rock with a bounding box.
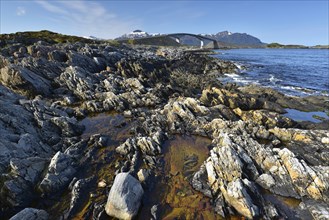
[105,172,144,220]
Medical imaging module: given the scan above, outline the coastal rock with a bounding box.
[233,108,297,128]
[56,66,97,100]
[9,208,49,220]
[1,179,34,207]
[191,164,213,198]
[278,148,329,200]
[67,177,94,218]
[203,134,262,218]
[269,127,329,165]
[136,136,162,155]
[50,116,84,137]
[9,157,47,184]
[302,200,329,220]
[0,157,48,207]
[207,119,300,198]
[116,136,162,156]
[0,65,51,97]
[238,85,329,112]
[17,133,52,157]
[221,179,260,219]
[48,50,68,62]
[1,36,329,219]
[163,97,210,134]
[195,117,329,218]
[68,51,103,73]
[256,173,276,189]
[39,151,76,194]
[105,173,144,220]
[200,87,261,110]
[200,86,286,114]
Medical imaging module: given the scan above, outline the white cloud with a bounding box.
[16,7,26,16]
[35,1,67,14]
[34,0,139,39]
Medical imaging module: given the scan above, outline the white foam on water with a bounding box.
[223,73,259,85]
[269,74,282,83]
[233,62,243,70]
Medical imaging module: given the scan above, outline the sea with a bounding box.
[214,48,329,97]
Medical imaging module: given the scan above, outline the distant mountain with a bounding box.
[179,31,265,47]
[116,30,265,47]
[203,31,265,46]
[82,35,103,40]
[116,30,160,40]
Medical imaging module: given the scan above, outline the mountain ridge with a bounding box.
[116,30,266,47]
[204,31,265,46]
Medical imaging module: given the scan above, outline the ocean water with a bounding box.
[214,48,329,96]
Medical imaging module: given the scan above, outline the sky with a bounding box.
[0,0,328,46]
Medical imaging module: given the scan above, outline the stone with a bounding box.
[256,173,276,189]
[39,151,76,194]
[50,116,84,137]
[151,205,159,220]
[321,137,329,144]
[98,180,107,188]
[48,50,68,62]
[10,157,47,184]
[302,200,329,220]
[9,208,49,220]
[222,179,260,219]
[137,169,150,182]
[67,178,93,218]
[105,173,144,220]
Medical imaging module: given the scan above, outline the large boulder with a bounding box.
[105,173,144,220]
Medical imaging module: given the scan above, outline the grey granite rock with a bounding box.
[105,173,144,220]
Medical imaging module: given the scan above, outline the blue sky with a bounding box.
[1,1,328,45]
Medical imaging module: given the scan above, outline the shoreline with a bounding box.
[1,41,329,219]
[213,48,329,98]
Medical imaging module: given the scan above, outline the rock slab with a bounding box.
[105,172,144,220]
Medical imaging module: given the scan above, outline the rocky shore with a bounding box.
[0,38,328,219]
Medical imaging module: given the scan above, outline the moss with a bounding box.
[127,39,135,45]
[312,114,326,121]
[106,39,121,47]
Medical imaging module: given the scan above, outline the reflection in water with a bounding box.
[138,135,223,219]
[283,108,329,123]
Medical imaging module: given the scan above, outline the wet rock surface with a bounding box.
[0,40,328,219]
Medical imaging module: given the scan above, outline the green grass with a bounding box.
[119,36,181,47]
[0,30,120,47]
[266,42,309,49]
